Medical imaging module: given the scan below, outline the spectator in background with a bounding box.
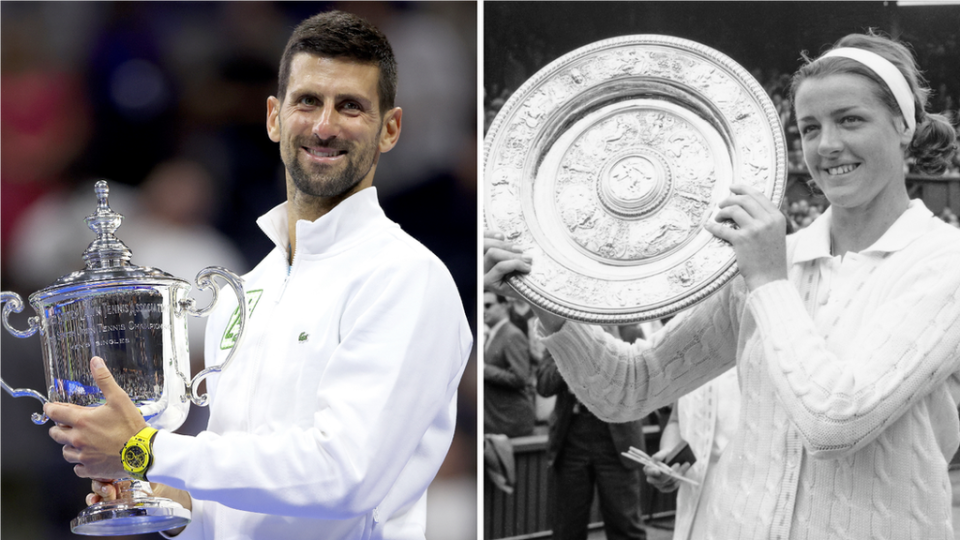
[787,138,806,172]
[939,206,960,227]
[0,9,92,268]
[508,297,536,338]
[537,330,648,540]
[644,368,740,540]
[357,2,474,200]
[786,198,826,231]
[484,292,536,438]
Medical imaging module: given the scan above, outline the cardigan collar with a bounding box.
[792,198,934,264]
[256,187,391,259]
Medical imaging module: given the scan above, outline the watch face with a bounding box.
[124,445,148,471]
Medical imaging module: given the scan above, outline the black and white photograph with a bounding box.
[483,2,960,540]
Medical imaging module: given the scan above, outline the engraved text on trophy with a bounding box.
[44,290,170,407]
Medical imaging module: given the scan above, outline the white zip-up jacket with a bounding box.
[150,187,473,540]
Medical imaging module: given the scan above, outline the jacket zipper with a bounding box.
[245,249,296,428]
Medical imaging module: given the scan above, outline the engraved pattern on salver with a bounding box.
[483,35,786,323]
[554,110,716,263]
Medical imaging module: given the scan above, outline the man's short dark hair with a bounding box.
[277,10,397,114]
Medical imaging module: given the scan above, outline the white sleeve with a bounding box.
[749,252,960,458]
[158,499,208,540]
[149,255,472,520]
[540,278,744,423]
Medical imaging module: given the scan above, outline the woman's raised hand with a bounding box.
[704,184,788,292]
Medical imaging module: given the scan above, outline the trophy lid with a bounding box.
[39,180,178,290]
[83,180,134,269]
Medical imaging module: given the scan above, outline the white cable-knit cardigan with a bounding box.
[542,200,960,540]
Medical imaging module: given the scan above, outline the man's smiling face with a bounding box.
[268,54,398,199]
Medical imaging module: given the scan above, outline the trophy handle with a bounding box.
[178,267,247,407]
[0,292,48,424]
[1,291,40,338]
[1,381,49,424]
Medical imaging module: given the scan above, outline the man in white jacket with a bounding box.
[44,10,473,540]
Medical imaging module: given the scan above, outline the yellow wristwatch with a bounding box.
[121,426,159,481]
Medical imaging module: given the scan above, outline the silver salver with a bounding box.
[484,35,787,323]
[1,181,249,535]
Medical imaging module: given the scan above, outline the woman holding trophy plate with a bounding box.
[485,31,960,539]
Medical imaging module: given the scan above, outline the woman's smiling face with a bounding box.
[795,73,912,212]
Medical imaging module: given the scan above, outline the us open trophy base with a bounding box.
[71,480,191,536]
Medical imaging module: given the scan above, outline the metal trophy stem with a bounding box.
[0,180,248,536]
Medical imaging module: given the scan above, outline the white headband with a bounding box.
[819,47,916,135]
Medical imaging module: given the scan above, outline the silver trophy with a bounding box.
[484,35,787,323]
[1,180,248,535]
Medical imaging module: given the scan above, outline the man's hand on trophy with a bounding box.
[44,356,148,479]
[86,479,119,506]
[87,480,192,536]
[87,479,192,510]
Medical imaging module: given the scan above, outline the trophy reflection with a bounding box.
[1,181,248,535]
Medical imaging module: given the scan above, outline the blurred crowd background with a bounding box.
[1,2,476,539]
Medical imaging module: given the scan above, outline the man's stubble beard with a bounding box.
[285,126,381,199]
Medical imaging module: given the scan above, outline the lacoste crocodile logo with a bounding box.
[298,332,309,343]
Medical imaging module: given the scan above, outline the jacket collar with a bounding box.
[791,198,934,264]
[256,187,391,258]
